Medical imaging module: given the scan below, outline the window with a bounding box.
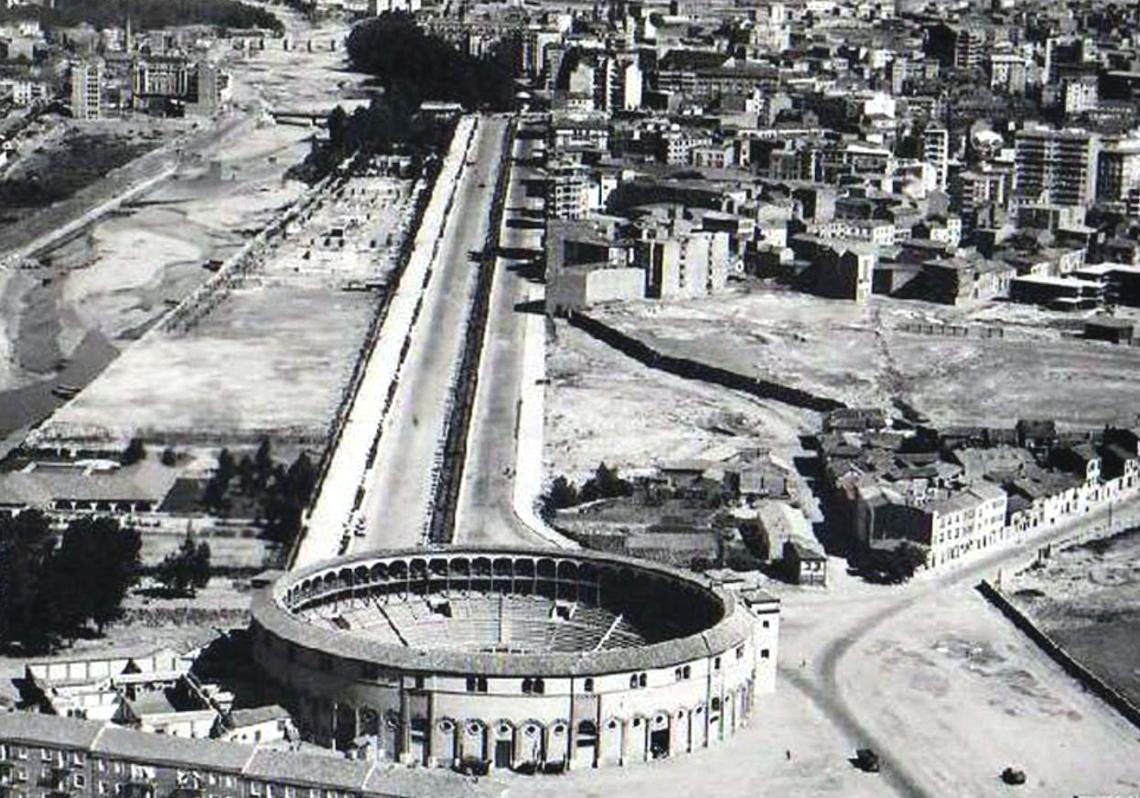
[250,784,262,797]
[583,678,594,693]
[98,781,108,796]
[638,673,647,688]
[477,677,488,693]
[629,674,638,689]
[736,645,745,659]
[762,620,770,629]
[682,665,691,679]
[414,675,425,690]
[713,657,721,671]
[533,678,545,695]
[761,649,770,659]
[521,678,533,694]
[40,749,50,762]
[74,775,86,788]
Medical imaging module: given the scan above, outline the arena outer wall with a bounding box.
[250,547,780,772]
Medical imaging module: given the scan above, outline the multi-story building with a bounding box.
[1097,135,1140,204]
[637,229,731,299]
[989,52,1028,94]
[922,126,949,191]
[595,53,642,112]
[70,59,103,120]
[1061,74,1098,116]
[0,713,500,798]
[546,159,593,220]
[921,483,1009,568]
[952,165,1011,222]
[1013,125,1099,207]
[132,55,194,108]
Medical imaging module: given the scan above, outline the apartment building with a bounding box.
[1013,125,1099,207]
[637,229,731,300]
[546,159,593,220]
[921,483,1009,568]
[0,713,499,798]
[922,126,949,191]
[1097,135,1140,203]
[70,59,103,120]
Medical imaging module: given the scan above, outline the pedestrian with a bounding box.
[785,749,792,761]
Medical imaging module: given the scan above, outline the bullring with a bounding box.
[250,547,780,771]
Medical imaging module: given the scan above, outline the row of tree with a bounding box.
[0,0,284,33]
[541,462,634,520]
[202,440,317,545]
[0,512,141,651]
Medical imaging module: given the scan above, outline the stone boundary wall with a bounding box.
[567,313,846,413]
[976,579,1140,731]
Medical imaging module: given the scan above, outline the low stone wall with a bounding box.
[568,313,846,413]
[977,579,1140,730]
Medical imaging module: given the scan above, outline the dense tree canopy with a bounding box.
[346,12,515,110]
[0,512,141,650]
[0,0,283,33]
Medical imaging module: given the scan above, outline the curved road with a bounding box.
[784,495,1140,798]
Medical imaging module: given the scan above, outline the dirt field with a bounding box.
[7,11,390,450]
[545,316,818,483]
[40,285,378,444]
[1006,526,1140,708]
[587,285,1140,430]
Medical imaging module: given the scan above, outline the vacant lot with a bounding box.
[36,285,377,445]
[588,286,1140,429]
[545,316,818,483]
[1006,527,1140,708]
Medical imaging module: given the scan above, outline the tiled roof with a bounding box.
[0,711,105,749]
[92,726,254,772]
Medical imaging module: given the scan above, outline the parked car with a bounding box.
[1001,767,1026,785]
[855,748,880,773]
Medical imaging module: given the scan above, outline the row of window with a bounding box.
[0,749,357,798]
[0,747,83,766]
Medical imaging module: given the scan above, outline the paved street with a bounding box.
[355,116,510,551]
[454,121,551,547]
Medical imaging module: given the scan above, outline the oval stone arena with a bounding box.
[250,547,780,772]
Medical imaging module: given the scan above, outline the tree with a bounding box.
[262,452,317,544]
[160,447,178,467]
[541,476,579,520]
[52,517,142,634]
[0,511,57,649]
[156,533,211,597]
[122,437,146,466]
[203,449,236,512]
[254,438,273,489]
